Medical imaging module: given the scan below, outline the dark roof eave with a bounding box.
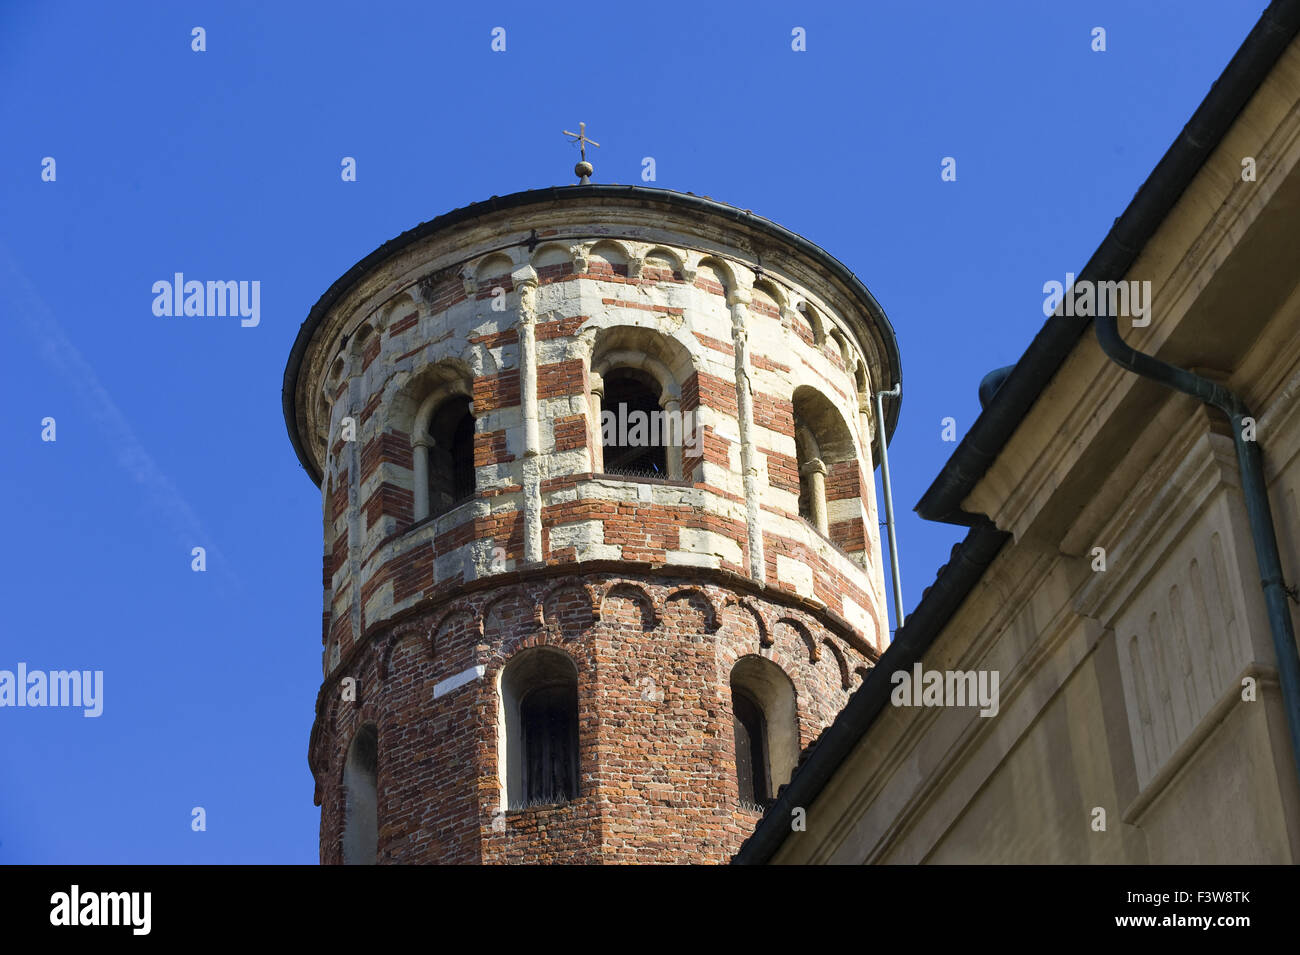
[732,518,1009,865]
[282,184,903,485]
[916,0,1300,525]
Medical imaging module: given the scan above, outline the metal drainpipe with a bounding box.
[1094,310,1300,792]
[874,384,905,632]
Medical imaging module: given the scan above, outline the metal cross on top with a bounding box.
[563,122,600,162]
[563,122,600,183]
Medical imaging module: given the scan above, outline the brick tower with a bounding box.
[282,183,901,863]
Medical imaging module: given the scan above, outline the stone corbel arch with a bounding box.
[852,357,872,409]
[379,291,416,331]
[695,255,740,299]
[344,321,378,379]
[643,246,685,281]
[821,638,852,690]
[796,299,827,345]
[588,240,631,276]
[664,586,720,633]
[377,618,435,681]
[474,252,515,290]
[721,595,770,648]
[754,276,788,305]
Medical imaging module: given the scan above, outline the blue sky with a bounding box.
[0,0,1270,863]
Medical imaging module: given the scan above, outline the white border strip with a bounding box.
[433,664,486,699]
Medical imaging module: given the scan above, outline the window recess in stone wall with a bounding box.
[792,386,868,559]
[500,648,580,810]
[599,368,672,478]
[730,656,799,812]
[412,384,476,524]
[427,395,475,517]
[733,687,770,808]
[342,724,379,865]
[590,329,693,483]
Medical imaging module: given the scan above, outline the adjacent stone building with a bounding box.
[282,186,901,862]
[737,1,1300,865]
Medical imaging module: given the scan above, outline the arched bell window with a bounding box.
[600,367,669,478]
[412,386,475,522]
[792,386,862,550]
[589,335,690,482]
[426,395,475,517]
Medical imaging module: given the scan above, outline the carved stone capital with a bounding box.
[570,243,591,274]
[416,270,447,306]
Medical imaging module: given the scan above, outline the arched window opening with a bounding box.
[590,329,693,481]
[342,724,379,865]
[601,368,667,478]
[500,649,580,809]
[424,395,475,519]
[730,656,798,811]
[732,686,769,807]
[792,387,859,546]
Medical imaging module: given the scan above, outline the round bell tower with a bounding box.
[282,183,901,863]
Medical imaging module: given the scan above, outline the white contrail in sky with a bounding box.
[1,243,238,589]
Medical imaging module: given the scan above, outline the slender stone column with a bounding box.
[660,394,683,480]
[801,457,829,535]
[412,437,431,520]
[728,287,765,582]
[514,266,543,565]
[589,371,605,473]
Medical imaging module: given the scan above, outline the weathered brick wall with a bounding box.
[312,572,876,864]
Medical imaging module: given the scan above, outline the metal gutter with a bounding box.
[916,0,1300,526]
[1093,313,1300,793]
